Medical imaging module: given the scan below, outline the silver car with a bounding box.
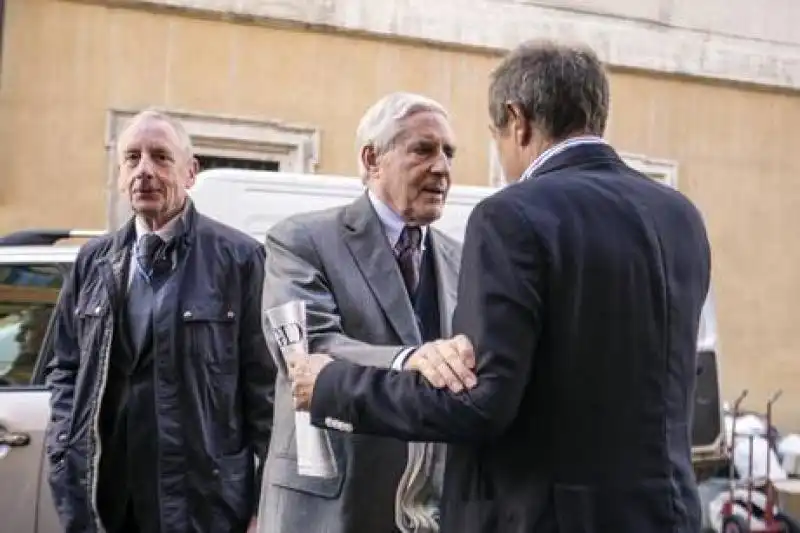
[0,230,98,533]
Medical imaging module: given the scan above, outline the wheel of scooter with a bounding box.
[722,515,750,533]
[776,513,800,533]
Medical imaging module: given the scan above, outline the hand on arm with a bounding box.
[403,336,476,392]
[290,335,475,410]
[296,196,546,444]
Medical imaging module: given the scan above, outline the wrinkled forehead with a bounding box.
[397,110,456,146]
[118,117,185,156]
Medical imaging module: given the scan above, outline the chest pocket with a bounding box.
[74,288,110,357]
[181,301,239,373]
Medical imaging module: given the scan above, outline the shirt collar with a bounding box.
[367,190,428,251]
[521,135,608,181]
[134,202,188,243]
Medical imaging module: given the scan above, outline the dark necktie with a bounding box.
[395,225,422,295]
[136,233,168,280]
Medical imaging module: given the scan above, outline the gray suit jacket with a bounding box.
[257,193,461,533]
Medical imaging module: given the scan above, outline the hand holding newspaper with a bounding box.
[265,300,337,479]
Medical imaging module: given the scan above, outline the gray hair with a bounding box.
[117,108,194,160]
[356,92,448,181]
[489,40,609,140]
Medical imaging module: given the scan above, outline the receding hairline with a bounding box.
[116,109,194,158]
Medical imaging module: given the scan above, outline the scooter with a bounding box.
[719,390,800,533]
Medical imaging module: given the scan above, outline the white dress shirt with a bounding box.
[520,134,608,181]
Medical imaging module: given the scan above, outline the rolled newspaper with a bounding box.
[265,300,338,479]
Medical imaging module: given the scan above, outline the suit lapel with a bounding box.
[342,194,421,345]
[429,230,459,338]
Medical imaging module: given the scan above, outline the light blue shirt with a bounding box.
[367,190,427,252]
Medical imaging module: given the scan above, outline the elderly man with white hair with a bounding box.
[257,92,476,533]
[44,109,275,533]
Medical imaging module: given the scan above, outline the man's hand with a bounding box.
[288,354,334,410]
[405,334,477,392]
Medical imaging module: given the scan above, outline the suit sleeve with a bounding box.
[239,244,276,512]
[309,196,546,443]
[263,218,409,368]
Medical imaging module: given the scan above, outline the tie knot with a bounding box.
[397,225,422,253]
[137,233,165,271]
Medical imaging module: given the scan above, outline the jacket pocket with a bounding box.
[267,454,346,499]
[45,424,70,466]
[553,484,598,533]
[553,479,679,533]
[181,300,238,373]
[75,296,108,356]
[190,447,255,532]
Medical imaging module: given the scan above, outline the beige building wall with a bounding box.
[2,0,800,426]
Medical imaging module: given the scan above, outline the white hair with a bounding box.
[117,108,194,160]
[355,92,448,182]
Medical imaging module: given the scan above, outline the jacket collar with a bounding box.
[527,142,621,181]
[112,199,198,253]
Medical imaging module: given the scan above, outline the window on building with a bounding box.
[0,264,64,388]
[622,153,679,189]
[196,155,280,173]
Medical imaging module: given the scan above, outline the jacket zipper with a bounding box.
[89,318,113,532]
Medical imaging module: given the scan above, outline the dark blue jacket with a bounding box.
[309,144,711,533]
[44,202,275,533]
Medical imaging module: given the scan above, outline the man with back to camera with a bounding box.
[44,109,274,533]
[290,41,712,533]
[257,92,476,533]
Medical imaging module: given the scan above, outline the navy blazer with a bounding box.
[310,143,711,533]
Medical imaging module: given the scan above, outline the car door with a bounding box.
[0,259,68,533]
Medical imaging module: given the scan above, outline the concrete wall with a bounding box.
[97,0,800,90]
[2,0,800,426]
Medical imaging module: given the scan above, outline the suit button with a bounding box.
[211,468,220,477]
[226,310,235,319]
[183,311,193,319]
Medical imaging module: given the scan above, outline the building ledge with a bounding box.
[93,0,800,91]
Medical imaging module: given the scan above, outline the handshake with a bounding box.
[289,334,478,410]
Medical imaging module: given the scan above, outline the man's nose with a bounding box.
[430,151,451,175]
[135,153,157,176]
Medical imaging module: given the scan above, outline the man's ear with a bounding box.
[507,103,532,147]
[360,145,380,178]
[185,157,199,189]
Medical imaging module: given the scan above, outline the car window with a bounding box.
[0,263,64,387]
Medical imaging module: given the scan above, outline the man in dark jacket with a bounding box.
[44,109,275,533]
[291,40,711,533]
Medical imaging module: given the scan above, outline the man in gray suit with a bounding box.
[257,92,476,533]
